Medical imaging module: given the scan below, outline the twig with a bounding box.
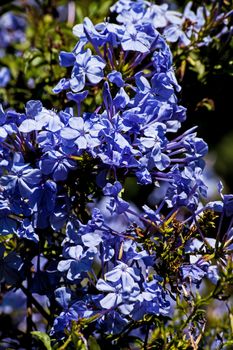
[20,284,50,322]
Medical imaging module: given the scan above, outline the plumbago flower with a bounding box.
[111,0,233,47]
[0,11,26,54]
[0,1,232,349]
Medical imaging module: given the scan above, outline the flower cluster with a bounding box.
[0,11,26,88]
[0,11,26,54]
[111,0,233,47]
[0,0,233,348]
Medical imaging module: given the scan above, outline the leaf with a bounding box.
[230,313,233,334]
[31,331,52,350]
[88,336,101,350]
[0,4,22,16]
[224,340,233,346]
[76,6,84,22]
[196,98,215,111]
[98,0,113,17]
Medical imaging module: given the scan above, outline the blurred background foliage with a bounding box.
[0,0,233,193]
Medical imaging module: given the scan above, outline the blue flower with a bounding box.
[113,87,130,111]
[55,286,71,310]
[111,0,146,16]
[135,72,176,101]
[70,49,106,92]
[17,218,39,242]
[0,67,10,87]
[206,183,233,217]
[58,245,95,281]
[132,278,170,320]
[107,70,124,88]
[163,25,191,46]
[96,278,140,311]
[183,2,205,32]
[103,182,129,214]
[97,310,127,335]
[19,107,64,133]
[138,122,170,171]
[28,179,57,229]
[223,194,233,217]
[52,287,77,333]
[207,265,220,285]
[60,117,89,149]
[25,100,43,118]
[66,91,89,115]
[53,78,70,94]
[0,12,26,50]
[78,208,104,235]
[181,261,208,286]
[104,262,140,289]
[59,51,76,67]
[121,25,152,53]
[136,168,152,185]
[0,196,17,235]
[166,165,207,210]
[40,150,77,181]
[152,37,173,72]
[0,105,9,141]
[183,135,208,159]
[73,17,106,47]
[0,153,41,198]
[52,287,94,335]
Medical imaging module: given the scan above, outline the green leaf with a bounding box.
[88,336,101,350]
[196,98,215,111]
[98,0,113,16]
[224,340,233,346]
[31,331,52,350]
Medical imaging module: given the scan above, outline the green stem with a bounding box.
[26,275,33,349]
[57,335,72,350]
[144,323,150,350]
